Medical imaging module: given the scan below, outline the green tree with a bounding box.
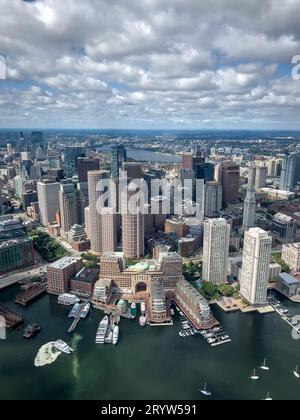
[218,284,235,297]
[200,282,218,301]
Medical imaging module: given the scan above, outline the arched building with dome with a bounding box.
[92,251,218,329]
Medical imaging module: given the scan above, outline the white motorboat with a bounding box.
[53,340,73,355]
[58,293,80,306]
[95,316,109,344]
[112,325,119,345]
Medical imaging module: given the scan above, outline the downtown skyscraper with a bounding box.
[240,228,272,306]
[202,218,230,284]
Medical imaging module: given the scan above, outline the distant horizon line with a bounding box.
[1,127,300,132]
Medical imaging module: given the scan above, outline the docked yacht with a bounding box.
[58,293,80,306]
[53,340,73,355]
[139,315,147,327]
[95,316,109,344]
[130,303,137,319]
[140,302,146,315]
[112,326,119,345]
[68,303,81,318]
[80,302,91,318]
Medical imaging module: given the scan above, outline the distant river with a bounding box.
[100,145,181,164]
[0,286,299,400]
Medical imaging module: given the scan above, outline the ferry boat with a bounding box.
[140,302,146,315]
[130,303,137,319]
[58,293,80,306]
[95,316,109,344]
[23,323,41,339]
[80,302,91,318]
[68,303,81,318]
[139,315,147,327]
[53,340,73,355]
[112,326,119,345]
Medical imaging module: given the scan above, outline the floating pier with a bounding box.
[269,301,300,336]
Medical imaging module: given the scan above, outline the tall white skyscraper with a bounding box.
[243,166,256,231]
[202,218,230,284]
[240,228,272,306]
[37,181,60,226]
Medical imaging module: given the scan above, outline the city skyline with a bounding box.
[1,0,300,130]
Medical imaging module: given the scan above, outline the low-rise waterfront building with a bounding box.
[276,272,300,301]
[175,279,219,330]
[70,267,99,298]
[92,251,217,329]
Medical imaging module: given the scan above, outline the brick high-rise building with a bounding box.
[77,157,100,183]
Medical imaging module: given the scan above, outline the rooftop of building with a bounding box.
[48,256,82,270]
[260,187,295,195]
[0,236,32,249]
[73,267,99,284]
[283,242,300,250]
[274,212,295,222]
[177,279,210,307]
[278,272,300,285]
[150,279,165,300]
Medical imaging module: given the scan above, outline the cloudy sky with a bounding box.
[1,0,300,129]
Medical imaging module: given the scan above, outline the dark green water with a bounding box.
[0,285,299,400]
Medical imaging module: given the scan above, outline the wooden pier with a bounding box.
[269,302,300,335]
[0,304,23,329]
[14,283,47,306]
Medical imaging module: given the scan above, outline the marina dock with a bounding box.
[14,283,47,306]
[0,304,23,328]
[67,302,90,333]
[269,300,300,336]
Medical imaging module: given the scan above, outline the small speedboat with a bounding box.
[263,392,273,401]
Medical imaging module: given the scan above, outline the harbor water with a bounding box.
[0,285,299,400]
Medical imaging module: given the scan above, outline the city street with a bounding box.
[0,265,47,291]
